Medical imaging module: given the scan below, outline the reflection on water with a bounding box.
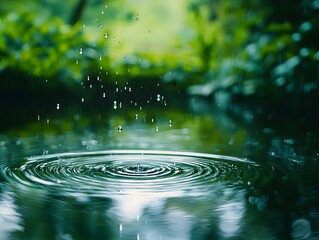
[1,98,319,239]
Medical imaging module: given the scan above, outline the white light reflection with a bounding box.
[218,201,245,238]
[0,192,23,238]
[112,190,183,221]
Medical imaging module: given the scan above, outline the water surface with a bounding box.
[1,98,319,239]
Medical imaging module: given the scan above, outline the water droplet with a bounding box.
[118,125,123,132]
[135,114,138,120]
[87,76,90,81]
[113,101,117,109]
[151,118,154,123]
[100,24,103,28]
[137,163,140,171]
[79,48,83,54]
[105,4,108,8]
[169,120,172,127]
[157,94,161,101]
[103,92,106,98]
[81,98,85,103]
[101,10,104,15]
[56,103,60,110]
[76,60,79,64]
[156,126,159,132]
[104,33,108,39]
[119,224,122,232]
[82,23,86,28]
[46,119,50,124]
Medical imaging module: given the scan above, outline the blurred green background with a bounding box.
[0,0,319,129]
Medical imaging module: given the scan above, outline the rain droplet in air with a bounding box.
[102,92,106,98]
[118,125,123,132]
[56,103,60,110]
[157,94,161,101]
[104,33,108,39]
[169,120,172,127]
[79,48,83,54]
[113,101,117,109]
[156,126,159,132]
[81,98,85,103]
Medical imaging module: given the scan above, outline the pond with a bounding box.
[0,96,319,239]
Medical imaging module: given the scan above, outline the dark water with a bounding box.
[1,98,319,239]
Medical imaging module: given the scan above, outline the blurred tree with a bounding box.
[70,0,88,25]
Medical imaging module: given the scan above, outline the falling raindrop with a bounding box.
[156,126,159,132]
[101,10,104,15]
[100,23,103,28]
[56,103,60,110]
[37,115,40,121]
[135,114,138,120]
[104,33,108,39]
[157,94,161,101]
[113,101,117,109]
[169,120,172,127]
[79,48,83,54]
[102,92,106,98]
[82,23,86,28]
[81,98,85,103]
[119,224,122,232]
[118,126,123,132]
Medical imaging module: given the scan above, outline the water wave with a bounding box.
[1,150,259,197]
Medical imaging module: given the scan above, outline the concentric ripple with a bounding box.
[1,150,259,197]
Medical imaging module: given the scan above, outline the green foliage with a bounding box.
[188,0,319,104]
[0,12,103,88]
